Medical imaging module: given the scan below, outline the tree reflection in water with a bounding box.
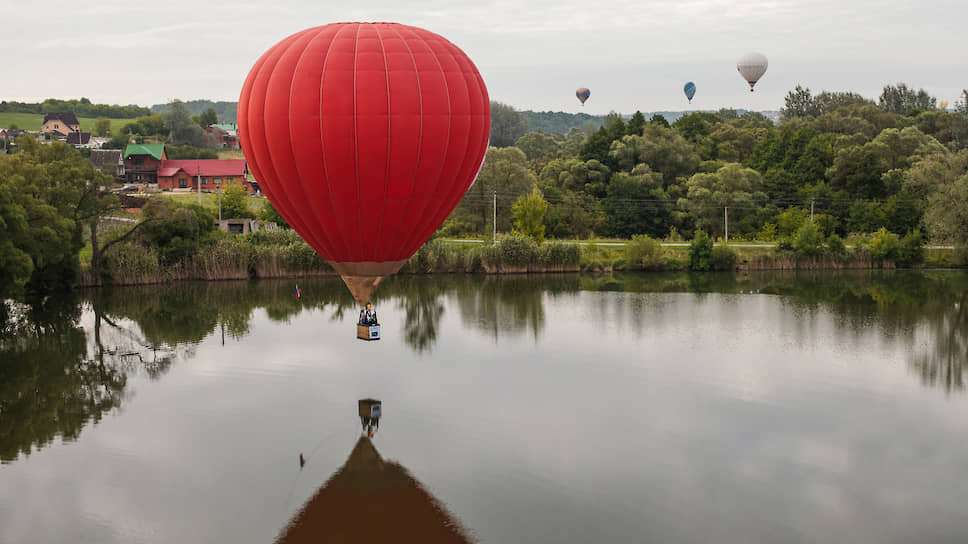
[3,271,965,462]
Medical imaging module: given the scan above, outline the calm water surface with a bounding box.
[1,271,967,543]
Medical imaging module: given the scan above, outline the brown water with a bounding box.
[1,271,967,543]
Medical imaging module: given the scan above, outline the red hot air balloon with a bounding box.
[239,23,490,305]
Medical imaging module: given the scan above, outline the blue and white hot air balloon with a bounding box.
[684,81,696,103]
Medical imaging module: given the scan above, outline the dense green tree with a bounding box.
[539,158,611,197]
[903,149,968,245]
[781,85,820,118]
[688,230,714,271]
[609,124,700,185]
[578,125,615,167]
[511,187,548,243]
[260,199,290,229]
[625,111,646,136]
[137,199,216,264]
[678,163,766,238]
[649,114,670,128]
[120,114,167,139]
[93,117,111,137]
[454,146,536,232]
[828,127,944,200]
[879,83,936,116]
[220,184,255,219]
[672,112,715,142]
[602,165,670,238]
[490,101,529,147]
[781,86,874,119]
[199,108,219,127]
[542,190,604,239]
[514,130,561,172]
[163,99,210,147]
[0,139,112,296]
[164,145,219,159]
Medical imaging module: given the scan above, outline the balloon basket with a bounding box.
[357,324,381,341]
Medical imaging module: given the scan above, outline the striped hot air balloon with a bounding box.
[684,82,696,103]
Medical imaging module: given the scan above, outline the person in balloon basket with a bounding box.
[359,302,378,326]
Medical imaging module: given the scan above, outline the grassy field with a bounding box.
[0,112,136,132]
[159,191,265,213]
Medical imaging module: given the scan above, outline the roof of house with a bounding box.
[90,149,122,169]
[43,112,80,126]
[123,143,166,160]
[157,159,247,178]
[66,132,92,145]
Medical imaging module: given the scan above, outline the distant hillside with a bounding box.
[151,100,238,123]
[143,102,779,132]
[0,98,149,119]
[521,111,604,134]
[0,112,131,132]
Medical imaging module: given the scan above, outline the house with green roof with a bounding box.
[123,144,167,184]
[205,123,239,149]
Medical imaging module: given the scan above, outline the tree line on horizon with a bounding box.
[447,83,968,249]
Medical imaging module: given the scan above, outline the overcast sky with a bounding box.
[3,0,964,114]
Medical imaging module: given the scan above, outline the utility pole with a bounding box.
[724,206,729,244]
[197,164,202,204]
[492,190,497,241]
[217,179,222,221]
[810,198,815,222]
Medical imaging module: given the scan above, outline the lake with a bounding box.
[1,270,967,543]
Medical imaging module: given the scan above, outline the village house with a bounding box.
[157,159,250,192]
[89,149,125,182]
[66,131,98,148]
[205,123,240,149]
[41,112,80,137]
[123,143,167,184]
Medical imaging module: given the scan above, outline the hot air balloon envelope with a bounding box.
[238,23,491,305]
[576,87,590,105]
[737,52,768,91]
[684,81,696,103]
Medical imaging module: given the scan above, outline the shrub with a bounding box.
[896,230,924,267]
[709,246,738,270]
[483,233,538,270]
[793,222,824,257]
[665,257,687,271]
[867,227,900,262]
[688,230,714,271]
[757,222,777,242]
[826,234,847,256]
[538,241,580,268]
[625,235,663,270]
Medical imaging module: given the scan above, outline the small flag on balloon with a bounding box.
[295,284,302,300]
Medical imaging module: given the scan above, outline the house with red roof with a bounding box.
[157,159,250,192]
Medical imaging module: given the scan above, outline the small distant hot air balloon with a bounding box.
[939,99,949,110]
[684,82,696,103]
[737,52,768,92]
[576,88,590,105]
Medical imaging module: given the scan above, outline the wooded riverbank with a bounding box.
[76,230,963,288]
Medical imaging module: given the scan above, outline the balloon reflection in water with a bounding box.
[276,401,472,544]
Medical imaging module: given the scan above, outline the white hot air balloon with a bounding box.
[737,52,768,92]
